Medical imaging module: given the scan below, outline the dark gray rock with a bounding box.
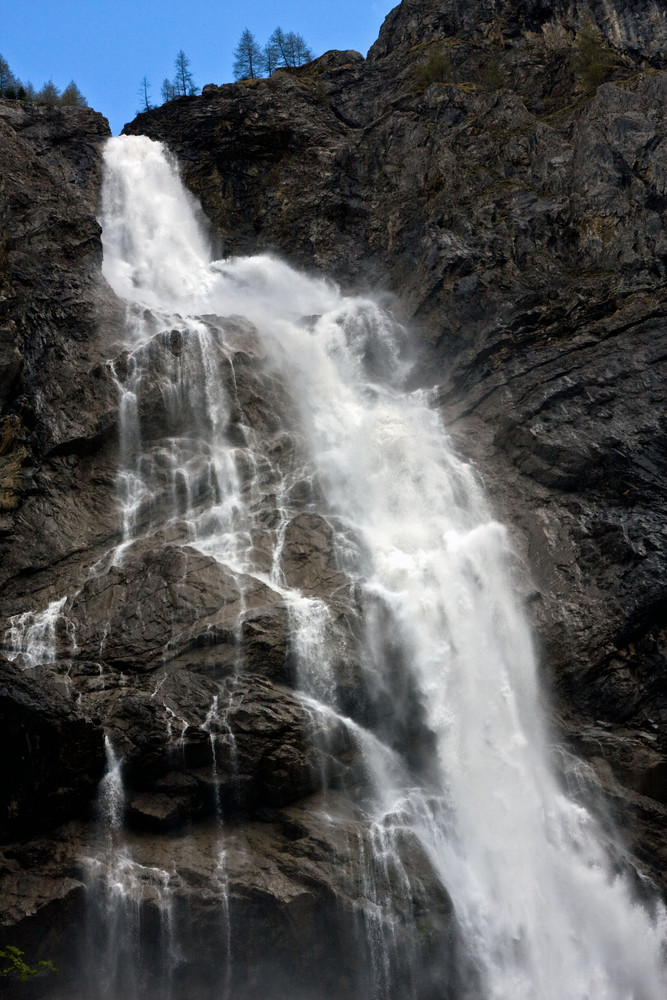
[0,658,104,840]
[0,99,120,597]
[280,511,348,596]
[0,792,465,1000]
[124,0,667,891]
[65,539,281,672]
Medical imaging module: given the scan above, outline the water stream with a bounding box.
[86,134,667,999]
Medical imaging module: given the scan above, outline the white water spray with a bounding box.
[98,134,667,1000]
[4,596,67,668]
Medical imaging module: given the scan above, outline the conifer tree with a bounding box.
[269,27,290,67]
[233,28,262,80]
[173,50,198,97]
[138,76,153,113]
[268,28,313,69]
[0,55,85,106]
[0,55,17,97]
[60,80,87,107]
[36,80,60,105]
[260,37,281,76]
[161,78,176,103]
[284,31,313,67]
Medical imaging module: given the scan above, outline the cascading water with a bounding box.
[5,596,68,668]
[89,133,666,1000]
[84,738,176,1000]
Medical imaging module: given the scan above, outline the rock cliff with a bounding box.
[1,0,666,995]
[125,0,667,885]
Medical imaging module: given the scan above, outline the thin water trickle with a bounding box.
[94,134,667,1000]
[85,737,177,1000]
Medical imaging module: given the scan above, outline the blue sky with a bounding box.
[3,1,397,135]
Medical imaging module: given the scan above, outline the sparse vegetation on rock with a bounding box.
[232,25,314,81]
[574,19,621,93]
[415,46,454,89]
[0,945,56,982]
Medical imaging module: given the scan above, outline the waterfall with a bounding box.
[4,596,67,668]
[94,134,666,1000]
[83,737,176,1000]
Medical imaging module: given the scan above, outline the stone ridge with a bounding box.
[369,0,667,62]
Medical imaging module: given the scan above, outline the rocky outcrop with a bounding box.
[1,0,667,993]
[371,0,667,61]
[0,100,121,591]
[0,99,115,841]
[4,793,462,1000]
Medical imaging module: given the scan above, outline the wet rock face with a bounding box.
[1,0,667,990]
[124,0,667,891]
[4,797,463,1000]
[0,659,104,841]
[0,97,458,992]
[0,99,116,845]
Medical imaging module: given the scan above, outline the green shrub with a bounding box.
[0,945,57,982]
[575,21,619,93]
[481,56,504,91]
[416,48,454,89]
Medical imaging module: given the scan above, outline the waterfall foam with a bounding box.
[4,596,68,668]
[95,133,667,1000]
